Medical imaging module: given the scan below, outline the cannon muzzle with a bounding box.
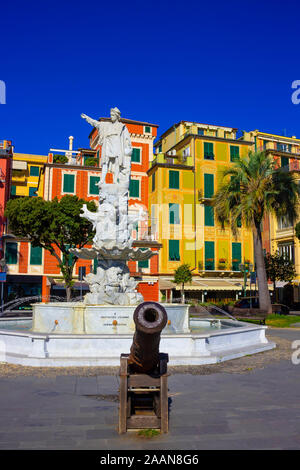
[128,302,168,374]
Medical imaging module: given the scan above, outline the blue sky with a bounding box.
[1,0,300,154]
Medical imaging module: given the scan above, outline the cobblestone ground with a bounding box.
[0,328,299,450]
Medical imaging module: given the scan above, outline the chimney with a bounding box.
[69,136,74,151]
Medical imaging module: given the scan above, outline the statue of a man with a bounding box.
[81,107,132,184]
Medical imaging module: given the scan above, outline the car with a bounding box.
[229,297,290,315]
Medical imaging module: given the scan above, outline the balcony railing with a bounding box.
[151,153,191,168]
[130,219,159,242]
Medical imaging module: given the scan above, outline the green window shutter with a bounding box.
[89,176,100,195]
[63,174,75,193]
[129,179,140,198]
[232,242,241,271]
[5,242,18,264]
[204,174,214,198]
[138,248,149,269]
[144,126,151,134]
[63,244,74,267]
[169,170,179,189]
[204,205,214,226]
[169,203,180,224]
[93,257,98,274]
[230,146,240,162]
[30,166,40,176]
[204,142,214,159]
[11,185,16,196]
[131,148,141,163]
[169,240,180,261]
[29,187,37,197]
[237,215,242,228]
[152,172,156,191]
[30,245,42,265]
[281,157,289,168]
[205,241,215,270]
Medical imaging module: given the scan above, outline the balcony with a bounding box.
[198,189,213,204]
[130,218,159,242]
[150,152,193,171]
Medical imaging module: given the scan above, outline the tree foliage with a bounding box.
[5,195,97,299]
[264,252,295,288]
[173,264,192,303]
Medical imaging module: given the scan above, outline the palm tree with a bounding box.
[213,150,298,314]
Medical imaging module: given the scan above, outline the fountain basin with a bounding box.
[31,302,190,335]
[0,315,275,367]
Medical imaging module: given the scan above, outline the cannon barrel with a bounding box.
[128,302,168,374]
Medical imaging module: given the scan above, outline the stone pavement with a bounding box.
[0,329,299,450]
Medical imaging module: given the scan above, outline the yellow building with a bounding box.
[245,130,300,303]
[11,153,48,198]
[149,121,255,302]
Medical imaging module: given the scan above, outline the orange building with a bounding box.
[4,119,161,304]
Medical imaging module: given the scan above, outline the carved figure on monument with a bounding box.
[81,107,132,184]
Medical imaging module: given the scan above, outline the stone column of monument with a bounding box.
[71,107,155,306]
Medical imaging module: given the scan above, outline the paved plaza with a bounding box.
[0,328,299,450]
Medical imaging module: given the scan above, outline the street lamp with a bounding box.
[239,261,253,298]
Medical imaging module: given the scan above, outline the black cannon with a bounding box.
[119,302,169,433]
[128,301,168,374]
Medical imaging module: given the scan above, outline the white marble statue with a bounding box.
[81,107,132,184]
[74,106,156,306]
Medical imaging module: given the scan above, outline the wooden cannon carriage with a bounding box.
[118,302,169,433]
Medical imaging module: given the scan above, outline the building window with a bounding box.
[204,174,214,198]
[11,185,16,196]
[205,241,215,270]
[30,245,42,265]
[169,170,179,189]
[169,240,180,261]
[129,179,140,198]
[29,187,37,197]
[152,172,156,191]
[5,242,18,265]
[230,146,240,162]
[63,174,75,193]
[138,248,149,269]
[281,156,289,168]
[89,176,100,195]
[158,144,162,153]
[204,142,214,160]
[204,205,214,226]
[198,128,204,136]
[131,148,141,163]
[232,242,242,271]
[30,166,40,177]
[144,126,151,134]
[277,215,293,229]
[29,166,39,177]
[169,203,180,224]
[93,257,98,274]
[278,243,294,263]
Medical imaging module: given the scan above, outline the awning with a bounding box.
[159,279,174,290]
[159,278,274,291]
[12,160,27,170]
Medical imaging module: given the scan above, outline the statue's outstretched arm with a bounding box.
[81,113,100,128]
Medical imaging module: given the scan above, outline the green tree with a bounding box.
[264,252,295,301]
[213,150,298,314]
[173,263,192,304]
[5,195,97,301]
